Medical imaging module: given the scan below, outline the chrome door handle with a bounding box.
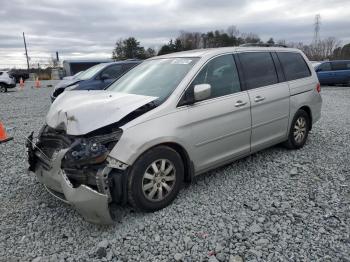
[235,100,247,107]
[254,96,265,102]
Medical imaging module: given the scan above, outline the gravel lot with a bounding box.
[1,82,350,262]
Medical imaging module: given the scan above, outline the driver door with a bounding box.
[180,54,251,172]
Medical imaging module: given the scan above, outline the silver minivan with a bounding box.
[27,47,322,224]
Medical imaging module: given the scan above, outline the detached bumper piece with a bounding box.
[26,132,115,225]
[61,171,114,224]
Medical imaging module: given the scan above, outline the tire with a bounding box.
[283,109,310,149]
[127,146,184,212]
[0,84,7,93]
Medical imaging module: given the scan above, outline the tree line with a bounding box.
[112,25,350,61]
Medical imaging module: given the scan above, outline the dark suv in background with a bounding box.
[51,59,141,101]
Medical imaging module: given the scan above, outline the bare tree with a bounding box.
[322,37,341,59]
[276,39,287,46]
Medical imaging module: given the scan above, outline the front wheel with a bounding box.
[283,109,310,149]
[127,146,184,212]
[0,84,7,93]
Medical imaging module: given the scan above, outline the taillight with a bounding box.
[316,83,321,93]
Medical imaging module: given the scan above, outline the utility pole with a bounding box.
[22,32,30,72]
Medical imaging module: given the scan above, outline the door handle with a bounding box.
[235,100,247,107]
[254,96,265,102]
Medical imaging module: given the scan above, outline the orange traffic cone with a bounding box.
[19,77,24,89]
[35,77,41,88]
[0,122,13,143]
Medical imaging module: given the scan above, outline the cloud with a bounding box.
[0,0,349,68]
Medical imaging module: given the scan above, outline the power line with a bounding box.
[313,14,321,45]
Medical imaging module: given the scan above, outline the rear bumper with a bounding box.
[27,139,114,224]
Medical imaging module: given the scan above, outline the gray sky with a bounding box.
[1,0,349,68]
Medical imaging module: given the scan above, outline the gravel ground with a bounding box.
[1,83,350,262]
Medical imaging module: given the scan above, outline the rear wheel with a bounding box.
[128,146,184,211]
[0,84,7,93]
[283,109,310,149]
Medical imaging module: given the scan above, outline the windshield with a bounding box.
[107,57,199,101]
[78,63,107,80]
[311,61,321,68]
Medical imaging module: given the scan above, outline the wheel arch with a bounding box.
[0,82,8,92]
[161,142,194,183]
[299,105,312,130]
[128,141,194,184]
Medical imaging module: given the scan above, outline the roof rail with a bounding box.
[239,43,287,48]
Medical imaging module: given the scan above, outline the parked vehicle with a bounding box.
[62,71,84,80]
[51,60,141,102]
[314,60,350,85]
[0,71,16,92]
[27,47,322,224]
[8,70,29,83]
[63,59,112,76]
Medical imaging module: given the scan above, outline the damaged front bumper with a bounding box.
[26,133,117,225]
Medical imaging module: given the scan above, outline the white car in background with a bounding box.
[0,71,16,93]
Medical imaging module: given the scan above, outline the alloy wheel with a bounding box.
[142,159,176,202]
[293,116,307,143]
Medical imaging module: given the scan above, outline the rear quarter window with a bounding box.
[277,52,311,81]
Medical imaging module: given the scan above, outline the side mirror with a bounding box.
[101,73,110,81]
[194,84,211,102]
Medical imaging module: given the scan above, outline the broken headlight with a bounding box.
[63,129,122,167]
[65,141,108,166]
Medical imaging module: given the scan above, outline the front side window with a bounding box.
[277,52,311,81]
[190,54,241,99]
[238,52,278,89]
[107,58,198,102]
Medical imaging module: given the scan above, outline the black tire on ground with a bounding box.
[127,146,184,212]
[0,84,7,93]
[283,109,310,149]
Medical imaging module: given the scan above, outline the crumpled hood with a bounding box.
[46,90,157,135]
